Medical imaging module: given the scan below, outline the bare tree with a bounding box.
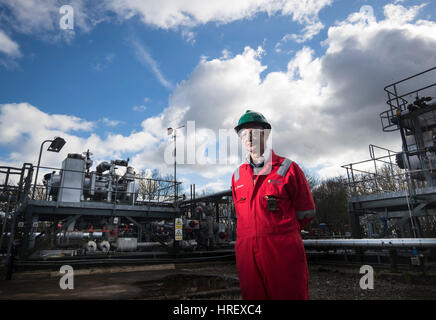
[311,176,349,234]
[300,166,319,191]
[348,164,407,196]
[137,169,176,202]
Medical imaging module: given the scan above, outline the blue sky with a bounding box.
[0,0,435,194]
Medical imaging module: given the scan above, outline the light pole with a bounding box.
[168,125,184,254]
[32,137,66,199]
[167,125,185,205]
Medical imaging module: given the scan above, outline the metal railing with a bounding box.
[341,144,421,196]
[0,164,33,203]
[381,66,436,132]
[29,164,181,207]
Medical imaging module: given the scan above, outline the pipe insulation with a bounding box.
[302,238,436,249]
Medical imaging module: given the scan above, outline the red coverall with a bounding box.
[231,149,315,300]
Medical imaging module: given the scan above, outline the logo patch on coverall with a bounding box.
[268,179,282,185]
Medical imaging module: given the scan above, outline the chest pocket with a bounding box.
[235,187,248,204]
[263,181,290,214]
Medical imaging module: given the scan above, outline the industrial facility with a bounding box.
[0,146,237,279]
[1,67,436,299]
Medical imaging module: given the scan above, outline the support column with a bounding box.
[389,249,398,272]
[349,203,362,238]
[126,216,143,242]
[28,215,39,250]
[0,195,12,252]
[215,202,219,223]
[18,206,33,259]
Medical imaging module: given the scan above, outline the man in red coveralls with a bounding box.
[231,110,316,300]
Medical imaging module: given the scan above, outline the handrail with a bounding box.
[383,66,436,92]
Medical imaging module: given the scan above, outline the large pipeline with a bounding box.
[302,238,436,249]
[179,189,232,206]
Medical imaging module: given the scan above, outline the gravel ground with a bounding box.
[181,262,436,300]
[308,265,436,300]
[1,261,435,300]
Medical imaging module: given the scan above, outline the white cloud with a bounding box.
[221,49,232,59]
[148,2,436,181]
[1,0,58,34]
[0,102,162,181]
[105,53,116,63]
[107,0,331,43]
[106,0,332,29]
[1,0,332,57]
[129,37,173,89]
[181,29,196,44]
[93,53,116,71]
[0,30,21,57]
[278,20,324,45]
[101,117,122,127]
[0,103,95,169]
[0,0,333,40]
[0,0,104,42]
[194,179,229,195]
[384,3,427,24]
[2,3,436,190]
[133,105,147,112]
[0,103,93,145]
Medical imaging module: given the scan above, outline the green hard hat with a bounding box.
[234,110,271,133]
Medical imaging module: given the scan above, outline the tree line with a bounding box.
[303,164,436,237]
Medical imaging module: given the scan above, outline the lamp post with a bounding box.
[167,125,185,205]
[32,137,66,199]
[168,125,184,254]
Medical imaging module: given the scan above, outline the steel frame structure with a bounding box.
[343,67,436,239]
[0,162,181,268]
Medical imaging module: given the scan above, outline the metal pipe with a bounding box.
[137,242,167,248]
[302,238,436,249]
[180,189,232,205]
[56,231,104,239]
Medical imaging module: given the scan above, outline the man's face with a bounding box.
[238,124,269,154]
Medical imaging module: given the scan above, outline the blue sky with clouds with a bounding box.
[0,0,435,195]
